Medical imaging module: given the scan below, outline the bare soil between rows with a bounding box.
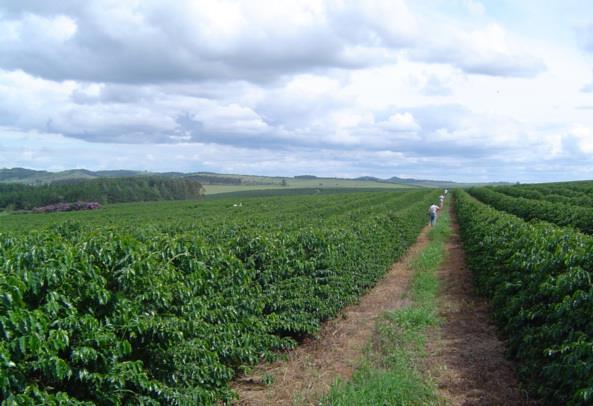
[232,225,432,405]
[425,203,538,405]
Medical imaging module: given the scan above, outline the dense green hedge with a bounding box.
[1,190,435,404]
[0,176,204,210]
[455,190,593,405]
[468,186,593,234]
[494,181,593,208]
[494,184,593,207]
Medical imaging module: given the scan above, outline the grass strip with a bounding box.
[320,207,451,406]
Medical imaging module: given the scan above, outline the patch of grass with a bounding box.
[427,211,451,243]
[262,373,275,386]
[321,206,451,405]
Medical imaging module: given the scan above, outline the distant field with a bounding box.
[204,187,410,199]
[203,178,417,195]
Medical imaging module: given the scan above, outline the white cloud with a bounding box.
[576,21,593,53]
[463,0,485,16]
[420,73,453,96]
[190,103,270,134]
[381,113,420,131]
[564,125,593,155]
[282,74,343,100]
[0,0,591,182]
[414,23,545,77]
[0,14,77,44]
[0,0,419,83]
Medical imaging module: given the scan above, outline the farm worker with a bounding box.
[428,203,440,226]
[444,189,448,195]
[439,194,445,208]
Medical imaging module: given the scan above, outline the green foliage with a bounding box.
[455,190,593,405]
[468,186,593,234]
[1,189,438,404]
[494,181,593,208]
[0,176,204,211]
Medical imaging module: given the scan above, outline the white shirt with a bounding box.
[429,204,439,214]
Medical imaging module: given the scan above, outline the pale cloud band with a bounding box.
[0,0,592,182]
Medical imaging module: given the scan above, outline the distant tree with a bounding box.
[281,179,287,186]
[0,176,204,210]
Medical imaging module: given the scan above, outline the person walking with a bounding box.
[429,203,440,226]
[439,194,445,208]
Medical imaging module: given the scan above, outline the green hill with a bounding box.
[0,167,489,194]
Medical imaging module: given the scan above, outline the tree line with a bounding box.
[0,176,204,210]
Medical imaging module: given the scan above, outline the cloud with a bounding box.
[0,0,418,84]
[0,1,544,84]
[421,74,453,96]
[562,125,593,156]
[576,22,593,53]
[581,82,593,93]
[2,119,591,183]
[462,0,486,16]
[380,112,420,131]
[0,67,539,159]
[0,0,589,183]
[413,24,545,78]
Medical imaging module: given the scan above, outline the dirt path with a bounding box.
[232,225,432,405]
[426,203,536,405]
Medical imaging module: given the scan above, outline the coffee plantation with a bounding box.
[455,189,593,405]
[0,189,437,404]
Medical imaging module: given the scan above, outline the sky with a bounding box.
[1,0,593,183]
